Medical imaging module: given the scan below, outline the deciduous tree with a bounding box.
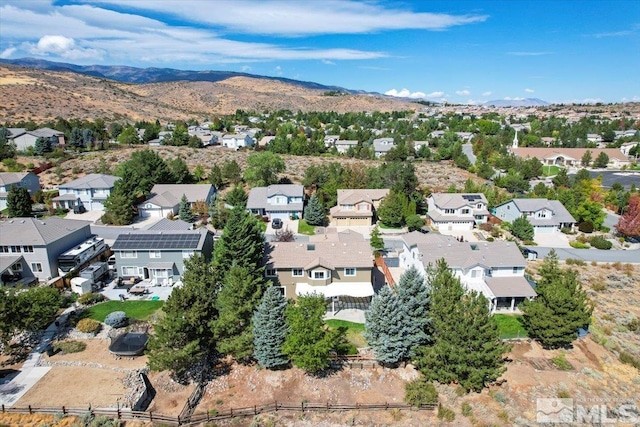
[615,194,640,238]
[243,152,286,187]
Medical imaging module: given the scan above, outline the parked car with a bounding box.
[521,247,538,259]
[272,218,283,229]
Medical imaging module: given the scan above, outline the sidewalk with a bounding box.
[0,306,76,407]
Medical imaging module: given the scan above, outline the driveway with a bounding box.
[533,232,571,248]
[265,218,298,236]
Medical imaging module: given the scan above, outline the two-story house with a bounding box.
[0,217,93,281]
[493,198,576,234]
[324,135,340,148]
[221,134,255,150]
[264,239,374,308]
[373,138,395,158]
[0,172,41,210]
[399,232,536,313]
[52,174,120,212]
[137,184,216,219]
[427,193,489,231]
[329,189,390,227]
[111,228,213,284]
[247,184,304,221]
[334,140,358,154]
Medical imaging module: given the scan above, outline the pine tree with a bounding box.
[415,259,507,392]
[178,194,194,222]
[520,251,592,348]
[7,186,32,217]
[511,216,534,241]
[253,286,289,369]
[304,194,326,226]
[102,190,135,225]
[147,255,218,381]
[33,137,52,156]
[282,293,335,373]
[364,285,405,365]
[213,266,268,359]
[395,266,431,360]
[369,226,385,252]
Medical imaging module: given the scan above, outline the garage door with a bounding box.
[534,225,556,234]
[269,212,290,221]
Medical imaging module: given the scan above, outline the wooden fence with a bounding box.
[2,401,437,426]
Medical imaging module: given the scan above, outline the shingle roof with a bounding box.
[0,255,23,273]
[336,189,389,205]
[145,218,192,231]
[401,231,526,270]
[247,185,304,211]
[266,184,304,198]
[265,240,373,270]
[0,172,31,187]
[485,276,537,298]
[145,184,214,207]
[28,128,64,138]
[430,193,487,209]
[58,174,119,190]
[0,218,91,245]
[500,199,576,225]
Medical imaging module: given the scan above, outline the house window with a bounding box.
[22,246,34,253]
[0,246,8,253]
[461,209,470,214]
[278,286,286,297]
[265,268,277,277]
[31,263,43,273]
[10,246,21,253]
[120,251,137,258]
[310,270,327,280]
[513,267,521,274]
[122,266,138,276]
[12,262,23,272]
[292,268,303,277]
[154,269,169,279]
[477,203,482,209]
[344,268,356,277]
[150,251,161,258]
[471,269,478,278]
[444,209,455,214]
[182,251,194,259]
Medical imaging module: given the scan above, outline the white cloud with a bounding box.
[0,47,16,58]
[482,91,492,97]
[28,35,104,60]
[504,97,511,100]
[456,89,470,96]
[506,51,552,56]
[322,59,335,65]
[426,91,444,98]
[76,0,488,36]
[525,88,534,93]
[241,65,252,72]
[385,88,426,99]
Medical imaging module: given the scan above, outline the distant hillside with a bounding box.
[484,98,549,107]
[0,63,415,123]
[0,57,362,93]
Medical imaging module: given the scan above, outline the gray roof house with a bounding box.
[493,198,576,234]
[7,127,65,151]
[427,193,489,231]
[264,239,374,304]
[399,232,536,313]
[0,218,93,281]
[53,174,120,212]
[247,184,304,221]
[372,138,395,158]
[329,189,389,227]
[334,140,358,154]
[111,228,213,285]
[0,172,41,210]
[137,184,216,219]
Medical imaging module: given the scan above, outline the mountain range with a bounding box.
[484,98,550,107]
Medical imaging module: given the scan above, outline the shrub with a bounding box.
[552,352,573,371]
[485,237,494,242]
[589,236,612,250]
[578,221,594,233]
[569,240,590,249]
[77,292,105,305]
[405,214,425,231]
[558,389,571,398]
[561,227,574,234]
[565,258,586,266]
[461,402,473,417]
[54,340,87,354]
[619,351,640,370]
[626,318,639,332]
[437,405,455,422]
[76,318,101,334]
[104,311,128,328]
[404,377,439,407]
[479,222,493,232]
[591,282,607,292]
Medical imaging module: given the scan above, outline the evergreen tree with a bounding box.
[253,286,289,369]
[364,285,405,365]
[178,194,194,222]
[282,293,335,373]
[222,159,242,184]
[520,251,592,348]
[395,266,431,360]
[69,127,84,150]
[369,226,384,252]
[552,168,571,188]
[213,266,268,359]
[208,164,224,188]
[168,157,194,184]
[0,127,16,160]
[303,194,326,226]
[377,190,407,228]
[415,259,507,392]
[7,186,32,217]
[511,216,534,241]
[581,150,592,167]
[147,254,218,381]
[225,185,247,208]
[593,151,609,168]
[34,136,52,156]
[102,190,135,225]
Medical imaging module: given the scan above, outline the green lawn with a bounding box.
[542,165,561,176]
[325,319,367,348]
[297,219,316,235]
[378,222,403,230]
[494,314,528,339]
[86,300,164,322]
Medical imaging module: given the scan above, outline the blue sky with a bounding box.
[1,0,638,104]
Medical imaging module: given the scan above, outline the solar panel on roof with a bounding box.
[112,233,201,250]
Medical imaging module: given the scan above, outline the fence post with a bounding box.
[254,405,257,415]
[117,407,121,419]
[28,405,32,414]
[149,411,153,422]
[1,404,4,413]
[177,415,180,426]
[385,402,388,410]
[275,401,278,412]
[230,408,233,417]
[301,401,305,412]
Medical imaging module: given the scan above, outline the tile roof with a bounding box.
[58,174,119,190]
[401,231,526,270]
[265,240,373,270]
[0,217,91,245]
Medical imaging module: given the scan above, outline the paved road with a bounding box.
[525,246,640,263]
[462,143,477,165]
[570,170,640,189]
